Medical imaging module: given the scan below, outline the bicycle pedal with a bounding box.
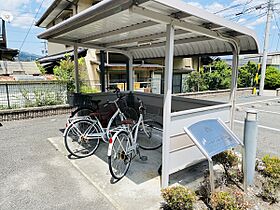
[140,156,148,161]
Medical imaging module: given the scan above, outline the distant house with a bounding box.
[36,0,208,93]
[0,61,45,81]
[0,18,18,60]
[224,52,280,69]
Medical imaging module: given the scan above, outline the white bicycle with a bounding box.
[107,98,163,180]
[63,94,137,158]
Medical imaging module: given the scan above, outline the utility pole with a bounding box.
[259,0,274,96]
[41,41,48,56]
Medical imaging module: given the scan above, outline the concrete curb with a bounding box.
[0,105,73,121]
[175,88,253,97]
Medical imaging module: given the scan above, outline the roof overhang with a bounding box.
[38,0,259,59]
[36,0,77,28]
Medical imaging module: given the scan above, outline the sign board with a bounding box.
[184,119,242,158]
[184,118,244,193]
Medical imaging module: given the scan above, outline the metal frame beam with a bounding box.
[48,38,131,57]
[80,21,158,43]
[131,6,225,42]
[127,36,213,51]
[104,29,187,47]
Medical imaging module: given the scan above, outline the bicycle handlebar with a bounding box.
[137,97,145,112]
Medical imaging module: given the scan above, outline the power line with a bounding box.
[222,2,268,20]
[19,0,45,52]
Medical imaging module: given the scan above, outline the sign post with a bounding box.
[184,119,244,193]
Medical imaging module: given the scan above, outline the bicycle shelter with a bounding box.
[38,0,259,188]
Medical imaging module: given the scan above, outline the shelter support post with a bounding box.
[229,43,239,130]
[162,23,175,188]
[74,44,80,93]
[127,56,134,91]
[100,50,106,92]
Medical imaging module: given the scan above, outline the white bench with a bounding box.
[277,88,280,96]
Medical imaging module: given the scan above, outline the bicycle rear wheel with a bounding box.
[138,120,163,150]
[64,119,100,158]
[108,131,132,179]
[70,107,95,118]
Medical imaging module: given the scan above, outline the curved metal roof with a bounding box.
[38,0,259,59]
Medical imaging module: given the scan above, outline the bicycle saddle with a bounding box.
[120,119,135,125]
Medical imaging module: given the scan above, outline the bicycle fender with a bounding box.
[107,130,129,156]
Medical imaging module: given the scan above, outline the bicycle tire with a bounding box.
[138,120,163,150]
[64,119,100,158]
[108,131,132,180]
[70,107,96,118]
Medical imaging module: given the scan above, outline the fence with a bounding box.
[0,81,67,110]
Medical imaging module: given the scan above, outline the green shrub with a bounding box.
[259,155,280,204]
[161,185,196,210]
[35,61,46,75]
[213,150,239,170]
[80,85,99,94]
[210,191,236,210]
[262,155,280,179]
[210,190,251,210]
[264,66,280,89]
[259,177,279,204]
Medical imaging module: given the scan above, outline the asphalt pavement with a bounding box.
[0,90,279,210]
[0,115,116,210]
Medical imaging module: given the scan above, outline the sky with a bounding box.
[0,0,280,57]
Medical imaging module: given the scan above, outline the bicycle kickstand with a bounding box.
[136,145,148,161]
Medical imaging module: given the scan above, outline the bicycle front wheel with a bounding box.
[64,119,100,158]
[138,120,163,150]
[108,131,132,180]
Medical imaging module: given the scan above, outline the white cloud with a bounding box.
[246,15,267,27]
[0,0,52,29]
[237,18,247,24]
[186,2,204,9]
[206,2,225,13]
[0,0,30,11]
[11,13,35,28]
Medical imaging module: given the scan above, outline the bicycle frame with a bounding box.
[108,108,149,157]
[64,100,126,143]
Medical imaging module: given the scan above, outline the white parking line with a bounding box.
[234,120,280,133]
[237,97,280,106]
[254,109,280,115]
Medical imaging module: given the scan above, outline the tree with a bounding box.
[53,55,86,92]
[238,61,257,88]
[183,71,208,92]
[206,60,232,90]
[264,66,280,89]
